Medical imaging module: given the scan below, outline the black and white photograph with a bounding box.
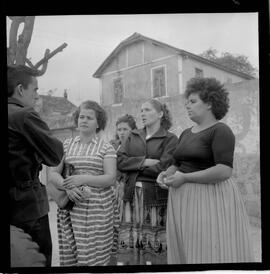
[4,2,270,272]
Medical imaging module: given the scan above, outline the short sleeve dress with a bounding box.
[57,135,119,266]
[166,122,255,264]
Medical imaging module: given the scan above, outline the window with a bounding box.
[113,77,124,104]
[152,66,166,98]
[195,68,203,78]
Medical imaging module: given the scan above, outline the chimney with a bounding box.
[64,89,68,99]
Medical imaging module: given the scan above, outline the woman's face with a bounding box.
[78,108,98,135]
[116,122,132,143]
[185,93,210,123]
[141,101,162,128]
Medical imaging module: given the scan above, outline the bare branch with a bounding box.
[35,49,50,76]
[25,58,35,68]
[34,43,68,69]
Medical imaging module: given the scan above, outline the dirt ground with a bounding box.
[48,200,261,266]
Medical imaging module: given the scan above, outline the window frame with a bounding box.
[112,76,124,106]
[151,64,168,98]
[195,67,204,78]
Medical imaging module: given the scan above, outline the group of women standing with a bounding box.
[48,77,255,266]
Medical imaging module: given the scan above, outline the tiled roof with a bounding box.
[37,95,77,116]
[93,32,254,80]
[35,95,77,130]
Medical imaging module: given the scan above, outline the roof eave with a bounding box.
[179,50,254,80]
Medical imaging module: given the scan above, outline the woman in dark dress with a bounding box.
[117,99,178,264]
[157,77,254,264]
[110,114,137,220]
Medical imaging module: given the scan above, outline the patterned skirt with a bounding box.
[57,186,119,266]
[117,184,167,265]
[166,178,255,264]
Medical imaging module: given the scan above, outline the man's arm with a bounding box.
[23,109,64,166]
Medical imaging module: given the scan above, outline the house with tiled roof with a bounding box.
[92,32,255,139]
[93,32,254,107]
[36,92,79,186]
[35,93,78,141]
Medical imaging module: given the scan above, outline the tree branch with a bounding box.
[34,43,68,69]
[35,49,50,76]
[25,58,35,68]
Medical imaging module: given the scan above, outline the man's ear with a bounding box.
[16,84,23,97]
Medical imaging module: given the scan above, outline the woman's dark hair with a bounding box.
[185,77,230,120]
[115,114,137,130]
[146,98,172,130]
[8,65,38,97]
[73,100,107,133]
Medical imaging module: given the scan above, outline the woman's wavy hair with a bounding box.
[73,100,107,133]
[115,114,137,130]
[114,114,137,140]
[146,98,172,130]
[185,77,230,120]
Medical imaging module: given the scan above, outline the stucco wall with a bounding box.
[182,57,247,90]
[101,57,180,105]
[99,41,249,106]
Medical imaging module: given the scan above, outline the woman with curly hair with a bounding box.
[48,100,119,266]
[157,77,254,264]
[117,99,178,264]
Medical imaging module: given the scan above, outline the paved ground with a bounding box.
[48,200,261,266]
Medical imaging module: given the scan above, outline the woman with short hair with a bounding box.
[157,77,255,264]
[49,100,118,266]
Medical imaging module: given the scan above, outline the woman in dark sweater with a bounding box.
[117,99,178,264]
[157,77,254,264]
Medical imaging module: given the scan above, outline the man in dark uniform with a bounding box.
[8,65,64,267]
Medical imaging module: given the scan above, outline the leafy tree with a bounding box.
[199,47,257,77]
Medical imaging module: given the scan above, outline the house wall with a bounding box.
[182,57,246,89]
[100,41,181,105]
[99,42,248,106]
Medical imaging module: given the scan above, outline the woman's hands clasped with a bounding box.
[63,175,89,203]
[66,188,86,203]
[157,171,186,189]
[63,175,86,189]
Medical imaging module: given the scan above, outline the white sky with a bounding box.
[6,13,259,106]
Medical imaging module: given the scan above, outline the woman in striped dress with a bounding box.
[49,100,118,266]
[157,77,255,264]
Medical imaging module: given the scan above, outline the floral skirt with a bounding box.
[117,185,167,265]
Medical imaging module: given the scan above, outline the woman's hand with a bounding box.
[164,171,186,188]
[156,171,169,189]
[143,159,160,167]
[63,175,86,189]
[66,188,86,203]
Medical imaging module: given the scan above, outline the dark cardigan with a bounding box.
[117,127,178,206]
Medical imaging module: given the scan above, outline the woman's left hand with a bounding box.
[63,175,85,189]
[164,171,186,188]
